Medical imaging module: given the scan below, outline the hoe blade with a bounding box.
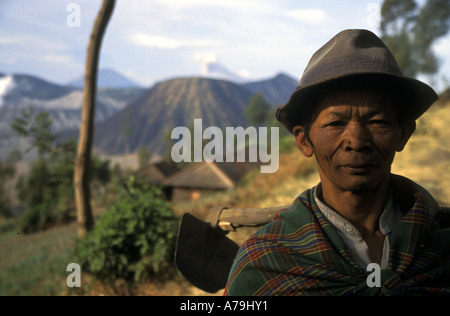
[175,213,239,293]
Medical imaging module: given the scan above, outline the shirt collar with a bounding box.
[313,184,402,237]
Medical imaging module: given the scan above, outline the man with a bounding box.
[224,29,450,296]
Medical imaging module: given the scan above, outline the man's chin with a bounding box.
[340,175,389,193]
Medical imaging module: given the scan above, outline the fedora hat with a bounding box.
[276,29,439,133]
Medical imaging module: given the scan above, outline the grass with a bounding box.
[0,220,77,296]
[0,214,215,296]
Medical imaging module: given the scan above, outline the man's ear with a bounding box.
[293,126,314,157]
[397,119,416,152]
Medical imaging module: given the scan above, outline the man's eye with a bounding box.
[369,119,391,126]
[325,121,346,127]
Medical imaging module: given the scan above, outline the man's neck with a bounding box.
[318,181,391,238]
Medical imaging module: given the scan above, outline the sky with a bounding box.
[1,0,449,91]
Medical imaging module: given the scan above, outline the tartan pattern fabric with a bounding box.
[224,175,450,296]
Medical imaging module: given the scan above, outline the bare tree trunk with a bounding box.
[74,0,115,239]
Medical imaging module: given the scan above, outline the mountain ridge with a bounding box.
[242,73,298,106]
[0,72,145,137]
[93,73,298,156]
[93,76,256,156]
[0,71,298,160]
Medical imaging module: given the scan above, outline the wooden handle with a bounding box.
[206,205,290,231]
[207,206,450,232]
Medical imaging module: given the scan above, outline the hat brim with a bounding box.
[276,73,439,134]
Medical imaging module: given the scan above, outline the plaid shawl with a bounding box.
[224,175,450,296]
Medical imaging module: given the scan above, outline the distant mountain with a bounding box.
[67,68,142,89]
[1,73,74,102]
[241,73,298,106]
[0,73,145,136]
[94,77,254,156]
[0,71,299,161]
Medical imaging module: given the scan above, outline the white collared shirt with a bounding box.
[313,186,403,270]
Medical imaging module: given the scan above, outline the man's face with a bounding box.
[294,88,415,194]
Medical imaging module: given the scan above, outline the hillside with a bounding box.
[93,77,254,156]
[242,73,298,106]
[391,102,450,206]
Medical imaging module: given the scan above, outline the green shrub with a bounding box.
[16,138,111,234]
[72,177,178,283]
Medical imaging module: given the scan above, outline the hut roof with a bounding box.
[135,161,180,185]
[164,162,241,190]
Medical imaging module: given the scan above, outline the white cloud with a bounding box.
[0,33,70,54]
[286,9,328,24]
[195,52,218,72]
[0,36,24,44]
[2,1,449,87]
[236,69,250,79]
[130,33,222,49]
[0,75,16,107]
[152,0,273,13]
[43,54,75,64]
[194,52,247,82]
[131,33,183,49]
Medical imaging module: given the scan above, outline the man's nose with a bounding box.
[342,123,373,152]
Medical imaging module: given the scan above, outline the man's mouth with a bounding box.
[340,163,380,175]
